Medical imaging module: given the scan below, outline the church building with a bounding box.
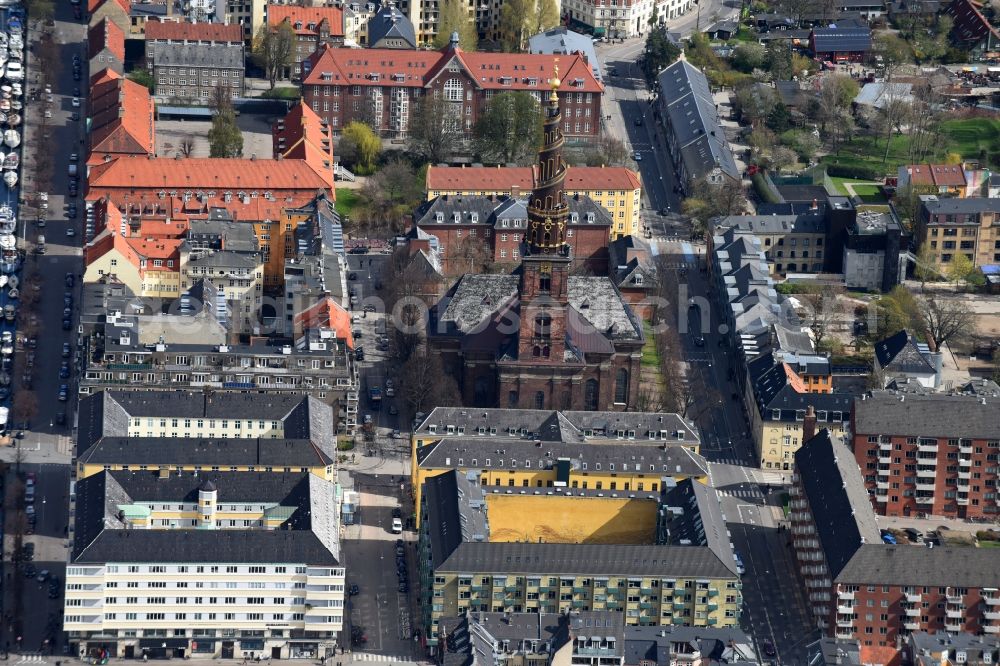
[428,69,644,411]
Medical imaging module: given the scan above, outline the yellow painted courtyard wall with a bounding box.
[485,494,657,544]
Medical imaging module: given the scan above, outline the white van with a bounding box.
[5,61,23,81]
[391,517,403,534]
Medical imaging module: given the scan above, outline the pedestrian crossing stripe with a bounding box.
[355,654,421,664]
[16,656,45,664]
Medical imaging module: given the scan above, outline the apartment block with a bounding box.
[917,195,1000,269]
[410,407,704,515]
[300,41,602,141]
[436,611,758,666]
[150,42,245,104]
[711,209,830,276]
[851,390,1000,519]
[790,429,1000,651]
[417,471,742,653]
[66,471,344,660]
[425,165,642,239]
[266,5,345,79]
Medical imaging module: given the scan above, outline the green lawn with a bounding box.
[978,540,1000,548]
[335,188,362,220]
[940,117,1000,160]
[851,184,888,204]
[641,322,661,368]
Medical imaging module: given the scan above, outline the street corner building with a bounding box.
[426,78,644,412]
[65,471,344,660]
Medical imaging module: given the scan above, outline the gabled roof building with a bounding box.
[655,60,739,193]
[365,1,416,48]
[87,69,156,165]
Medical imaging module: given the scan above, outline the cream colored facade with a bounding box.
[224,0,267,42]
[752,413,849,471]
[126,416,285,439]
[84,251,143,297]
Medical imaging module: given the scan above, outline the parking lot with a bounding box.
[341,473,420,661]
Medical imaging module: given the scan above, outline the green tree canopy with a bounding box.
[252,22,295,89]
[472,92,542,165]
[340,122,382,174]
[433,0,478,50]
[643,28,681,85]
[208,109,243,158]
[408,95,463,164]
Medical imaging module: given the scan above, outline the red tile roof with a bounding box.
[295,297,354,349]
[87,17,125,62]
[144,19,243,42]
[302,44,603,94]
[88,70,156,163]
[88,0,128,16]
[267,5,344,37]
[109,192,319,224]
[273,101,335,190]
[904,163,967,188]
[947,0,1000,44]
[426,165,641,193]
[87,156,335,198]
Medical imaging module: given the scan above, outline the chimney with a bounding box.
[802,405,817,443]
[811,198,818,210]
[510,185,520,199]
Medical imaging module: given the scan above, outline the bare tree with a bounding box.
[398,351,461,415]
[917,296,975,352]
[252,22,296,89]
[179,135,196,157]
[446,235,496,276]
[11,391,38,427]
[798,285,845,350]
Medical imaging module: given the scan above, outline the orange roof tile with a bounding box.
[88,72,155,161]
[87,156,335,196]
[905,164,967,188]
[273,101,335,190]
[782,363,809,393]
[144,19,243,42]
[426,165,641,193]
[267,5,344,36]
[89,0,128,16]
[296,297,354,349]
[134,217,191,239]
[88,18,125,63]
[302,44,603,94]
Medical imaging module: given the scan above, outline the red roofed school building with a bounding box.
[267,5,346,79]
[301,37,604,141]
[87,69,156,165]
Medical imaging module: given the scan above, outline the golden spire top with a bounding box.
[549,60,560,102]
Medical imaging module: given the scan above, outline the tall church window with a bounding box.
[444,78,463,102]
[534,315,551,339]
[584,379,598,411]
[539,274,551,292]
[615,369,629,404]
[534,391,545,410]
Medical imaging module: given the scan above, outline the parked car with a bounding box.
[62,343,71,357]
[58,384,69,401]
[391,517,403,534]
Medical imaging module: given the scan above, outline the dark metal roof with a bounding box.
[853,390,1000,438]
[810,26,872,52]
[837,544,1000,587]
[78,436,333,467]
[366,2,417,48]
[873,329,935,375]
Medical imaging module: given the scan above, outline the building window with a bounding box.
[614,368,629,404]
[584,379,598,411]
[444,78,463,102]
[534,391,545,410]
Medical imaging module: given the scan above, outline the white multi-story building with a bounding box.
[66,471,344,660]
[562,0,691,37]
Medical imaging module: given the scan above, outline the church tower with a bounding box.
[518,66,571,362]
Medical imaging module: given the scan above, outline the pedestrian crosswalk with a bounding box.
[712,457,749,466]
[721,488,761,500]
[15,654,46,664]
[352,654,421,665]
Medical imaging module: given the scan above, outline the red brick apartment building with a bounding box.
[791,429,1000,653]
[300,38,603,140]
[852,391,1000,519]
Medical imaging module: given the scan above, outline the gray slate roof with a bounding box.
[853,390,1000,438]
[657,60,739,182]
[836,544,1000,587]
[77,436,333,467]
[439,274,520,333]
[73,470,340,565]
[810,26,872,52]
[568,276,642,341]
[922,195,1000,216]
[150,41,244,69]
[714,209,827,235]
[662,479,740,576]
[528,27,600,81]
[422,470,489,569]
[624,624,758,665]
[366,2,417,47]
[874,330,935,375]
[794,430,880,580]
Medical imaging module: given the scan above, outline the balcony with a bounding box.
[986,625,1000,634]
[573,586,589,594]
[960,457,972,467]
[984,596,1000,606]
[708,588,719,597]
[876,480,890,490]
[915,482,936,491]
[879,441,892,452]
[905,592,921,603]
[835,628,854,639]
[903,607,919,617]
[916,467,936,478]
[958,470,972,480]
[918,442,939,453]
[903,620,920,631]
[984,610,1000,620]
[945,621,963,632]
[878,455,891,465]
[946,608,964,619]
[836,618,853,629]
[946,593,963,604]
[837,589,855,601]
[916,495,935,504]
[837,604,854,615]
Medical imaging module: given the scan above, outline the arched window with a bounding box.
[539,274,551,292]
[584,379,598,411]
[532,345,541,357]
[534,315,551,339]
[614,368,629,405]
[542,345,550,358]
[534,391,545,410]
[444,78,463,102]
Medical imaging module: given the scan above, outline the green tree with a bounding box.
[408,95,463,164]
[913,241,940,285]
[732,42,766,73]
[433,0,478,50]
[253,22,296,89]
[643,28,681,85]
[208,109,243,158]
[498,0,532,50]
[24,0,54,21]
[946,252,979,285]
[340,122,382,174]
[128,69,156,93]
[473,92,542,165]
[765,41,793,80]
[765,102,792,133]
[531,0,560,35]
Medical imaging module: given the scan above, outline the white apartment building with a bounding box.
[562,0,691,37]
[66,471,344,660]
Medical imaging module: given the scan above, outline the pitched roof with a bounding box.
[794,430,881,580]
[810,26,873,52]
[149,41,244,69]
[267,5,345,36]
[836,544,1000,587]
[87,156,334,194]
[89,0,128,16]
[366,2,416,47]
[143,19,243,42]
[88,70,156,161]
[88,17,125,62]
[527,27,601,81]
[78,436,333,467]
[947,0,1000,44]
[873,329,935,375]
[853,390,1000,438]
[903,163,967,187]
[426,165,641,193]
[302,44,602,94]
[294,297,355,349]
[656,60,739,181]
[273,101,336,190]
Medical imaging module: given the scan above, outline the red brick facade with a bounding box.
[301,43,603,140]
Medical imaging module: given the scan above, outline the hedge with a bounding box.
[751,172,781,204]
[825,163,889,182]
